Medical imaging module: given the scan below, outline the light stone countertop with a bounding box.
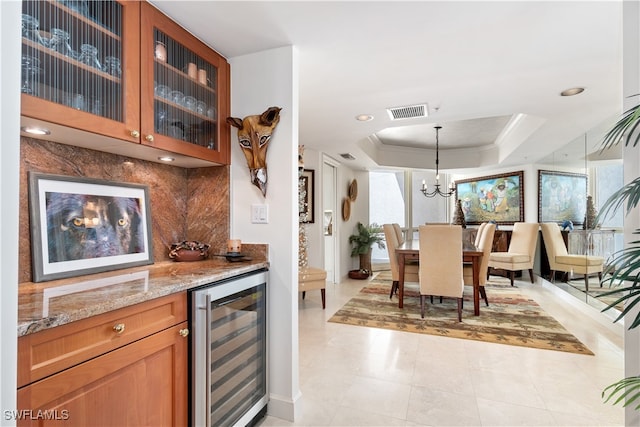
[18,258,269,337]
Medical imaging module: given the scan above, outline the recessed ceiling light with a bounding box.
[560,87,585,96]
[355,114,373,122]
[20,126,50,135]
[158,156,175,162]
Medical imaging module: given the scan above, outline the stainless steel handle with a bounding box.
[205,294,212,427]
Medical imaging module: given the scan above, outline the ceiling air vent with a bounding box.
[340,153,356,160]
[387,104,428,120]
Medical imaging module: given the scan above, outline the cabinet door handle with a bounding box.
[145,134,154,142]
[179,328,189,338]
[112,323,125,334]
[130,130,140,138]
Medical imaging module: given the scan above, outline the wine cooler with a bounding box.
[190,269,268,426]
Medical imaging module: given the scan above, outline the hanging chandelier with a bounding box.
[420,125,456,198]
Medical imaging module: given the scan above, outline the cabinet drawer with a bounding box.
[18,292,186,388]
[17,321,188,427]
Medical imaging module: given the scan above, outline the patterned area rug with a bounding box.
[329,272,593,355]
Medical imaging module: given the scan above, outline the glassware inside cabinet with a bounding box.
[153,29,218,150]
[21,1,124,122]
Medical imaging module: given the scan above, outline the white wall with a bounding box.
[338,168,369,278]
[1,1,21,424]
[623,2,640,425]
[300,148,370,281]
[228,46,301,421]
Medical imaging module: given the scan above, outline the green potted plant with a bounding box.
[348,222,385,278]
[596,97,640,409]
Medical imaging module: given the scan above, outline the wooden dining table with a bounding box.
[395,239,484,315]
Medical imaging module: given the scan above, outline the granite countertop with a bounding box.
[18,257,269,337]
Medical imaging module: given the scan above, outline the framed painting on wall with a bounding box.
[28,172,154,282]
[538,170,588,225]
[299,169,315,223]
[455,171,524,225]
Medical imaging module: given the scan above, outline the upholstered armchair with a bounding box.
[488,222,539,286]
[540,222,604,292]
[384,224,419,298]
[418,225,464,321]
[464,222,496,305]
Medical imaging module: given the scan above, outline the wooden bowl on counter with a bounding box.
[169,241,210,262]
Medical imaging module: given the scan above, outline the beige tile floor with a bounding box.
[259,272,625,426]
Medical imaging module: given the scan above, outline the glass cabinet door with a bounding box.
[140,3,230,165]
[153,30,218,150]
[21,1,140,141]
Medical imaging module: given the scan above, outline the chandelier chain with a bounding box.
[420,125,456,198]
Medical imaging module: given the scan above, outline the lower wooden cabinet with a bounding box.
[17,294,188,426]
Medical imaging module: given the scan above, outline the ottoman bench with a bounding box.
[298,266,327,309]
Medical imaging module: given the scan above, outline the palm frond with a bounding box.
[600,98,640,152]
[598,96,640,411]
[597,230,640,327]
[603,377,640,409]
[596,178,640,224]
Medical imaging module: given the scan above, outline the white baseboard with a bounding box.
[266,390,302,422]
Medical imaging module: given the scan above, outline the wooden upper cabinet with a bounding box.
[20,1,141,142]
[139,2,230,165]
[20,0,230,166]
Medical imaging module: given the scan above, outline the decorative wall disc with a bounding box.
[342,197,351,221]
[349,179,358,201]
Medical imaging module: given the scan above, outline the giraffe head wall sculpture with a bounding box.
[227,106,282,197]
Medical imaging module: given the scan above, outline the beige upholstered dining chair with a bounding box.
[488,222,539,286]
[418,225,464,321]
[392,223,405,245]
[384,224,419,298]
[540,222,604,292]
[464,222,496,306]
[474,222,488,248]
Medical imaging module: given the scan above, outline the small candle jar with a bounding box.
[197,69,207,85]
[187,62,197,79]
[155,41,167,62]
[227,239,242,254]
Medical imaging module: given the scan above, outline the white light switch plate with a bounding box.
[251,204,269,224]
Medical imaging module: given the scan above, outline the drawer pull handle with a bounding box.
[113,323,125,334]
[130,130,140,138]
[179,328,189,338]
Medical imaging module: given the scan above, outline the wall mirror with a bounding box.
[537,124,623,321]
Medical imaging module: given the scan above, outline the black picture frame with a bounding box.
[538,169,588,225]
[455,171,525,225]
[299,169,315,223]
[28,172,154,282]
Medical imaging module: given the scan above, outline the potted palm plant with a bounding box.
[348,222,385,278]
[596,97,640,409]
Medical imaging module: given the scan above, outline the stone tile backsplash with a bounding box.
[19,137,230,284]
